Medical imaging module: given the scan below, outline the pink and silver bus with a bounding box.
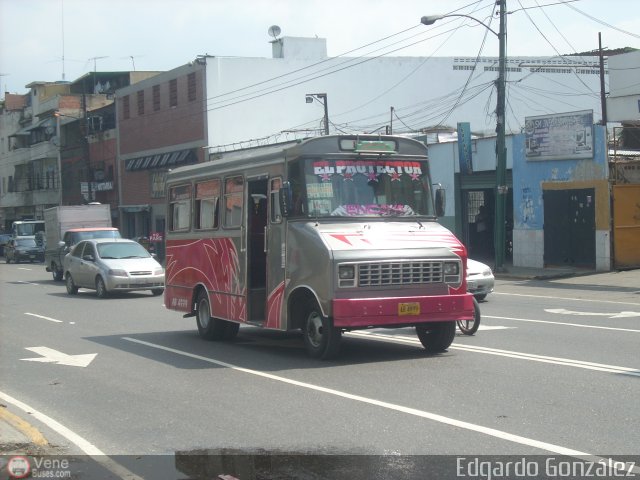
[164,135,474,359]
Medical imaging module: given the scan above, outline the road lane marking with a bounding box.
[494,292,640,306]
[0,391,143,480]
[25,312,63,323]
[545,308,640,318]
[485,315,640,333]
[16,280,40,285]
[347,331,640,377]
[21,347,97,367]
[122,336,636,468]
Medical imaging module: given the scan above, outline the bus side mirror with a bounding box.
[279,181,292,217]
[435,188,446,217]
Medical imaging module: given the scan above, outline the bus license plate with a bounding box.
[399,302,420,316]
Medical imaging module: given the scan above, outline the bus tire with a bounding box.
[196,291,227,341]
[416,321,456,353]
[302,302,341,360]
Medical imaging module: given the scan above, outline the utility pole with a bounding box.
[390,106,394,134]
[598,32,608,125]
[493,0,508,272]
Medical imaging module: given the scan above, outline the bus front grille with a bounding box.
[358,261,444,286]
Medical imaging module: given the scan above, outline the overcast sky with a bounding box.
[1,0,639,96]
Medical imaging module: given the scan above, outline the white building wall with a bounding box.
[607,50,640,122]
[204,37,604,150]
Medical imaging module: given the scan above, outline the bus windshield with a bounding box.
[13,221,45,236]
[293,158,436,218]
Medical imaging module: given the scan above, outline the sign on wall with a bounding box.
[457,122,473,174]
[525,110,594,161]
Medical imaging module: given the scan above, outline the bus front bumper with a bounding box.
[332,293,474,328]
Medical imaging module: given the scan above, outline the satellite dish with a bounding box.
[50,135,60,146]
[268,25,281,40]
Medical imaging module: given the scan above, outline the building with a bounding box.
[0,71,160,231]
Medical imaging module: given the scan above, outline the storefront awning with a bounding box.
[120,204,150,213]
[125,148,197,171]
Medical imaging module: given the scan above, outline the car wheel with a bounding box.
[457,298,481,335]
[151,288,164,296]
[474,293,487,302]
[302,300,341,360]
[195,290,228,340]
[96,276,109,298]
[65,273,78,295]
[52,264,63,282]
[416,321,456,353]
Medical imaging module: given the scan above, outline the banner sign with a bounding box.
[525,110,594,160]
[457,122,473,174]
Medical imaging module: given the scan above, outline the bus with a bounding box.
[164,135,474,359]
[11,220,45,237]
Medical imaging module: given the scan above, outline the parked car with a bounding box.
[0,233,12,256]
[63,238,165,298]
[466,258,494,301]
[5,236,45,263]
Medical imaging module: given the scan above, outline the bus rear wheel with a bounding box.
[196,291,238,341]
[416,321,456,353]
[302,302,341,360]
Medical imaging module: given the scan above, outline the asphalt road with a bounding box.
[1,261,639,478]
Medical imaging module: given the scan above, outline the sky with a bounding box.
[1,0,639,97]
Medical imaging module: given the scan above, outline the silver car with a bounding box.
[466,258,495,301]
[63,238,165,298]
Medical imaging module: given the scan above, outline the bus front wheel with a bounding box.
[416,321,456,353]
[302,303,341,360]
[196,291,238,341]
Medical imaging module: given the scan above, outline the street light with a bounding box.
[421,1,508,272]
[305,93,329,135]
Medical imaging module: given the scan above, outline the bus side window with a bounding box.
[224,176,244,228]
[169,184,191,232]
[270,178,282,223]
[195,179,220,230]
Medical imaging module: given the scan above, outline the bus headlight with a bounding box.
[443,261,461,286]
[338,265,356,287]
[443,262,459,275]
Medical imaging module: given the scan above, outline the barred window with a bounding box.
[169,79,178,107]
[188,72,196,102]
[153,85,160,111]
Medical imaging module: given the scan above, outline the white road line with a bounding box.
[0,391,143,480]
[16,280,39,285]
[494,291,640,306]
[25,312,63,323]
[122,336,620,463]
[485,315,640,333]
[347,331,640,377]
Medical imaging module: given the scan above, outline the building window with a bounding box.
[169,79,178,107]
[153,85,160,111]
[123,95,130,119]
[188,72,196,102]
[137,90,145,115]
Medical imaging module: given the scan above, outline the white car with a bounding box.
[63,238,165,298]
[466,258,494,301]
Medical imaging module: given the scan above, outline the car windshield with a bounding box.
[97,242,150,259]
[16,238,37,247]
[291,158,436,218]
[74,230,121,242]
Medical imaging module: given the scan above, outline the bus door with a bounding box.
[265,177,286,329]
[247,178,269,323]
